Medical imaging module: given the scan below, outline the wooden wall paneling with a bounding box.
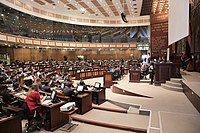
[150,13,168,59]
[30,48,42,61]
[8,47,143,61]
[13,48,31,61]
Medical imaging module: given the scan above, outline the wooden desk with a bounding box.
[4,105,24,116]
[129,69,140,82]
[12,90,70,132]
[103,72,117,88]
[42,101,69,131]
[92,89,106,105]
[154,63,171,86]
[0,115,22,133]
[75,70,105,80]
[72,93,92,115]
[0,105,23,133]
[86,88,106,105]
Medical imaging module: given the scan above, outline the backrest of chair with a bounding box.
[23,102,31,116]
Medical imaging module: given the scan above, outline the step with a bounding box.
[148,127,160,133]
[127,106,139,114]
[170,78,182,83]
[161,84,183,92]
[166,81,182,88]
[72,109,149,132]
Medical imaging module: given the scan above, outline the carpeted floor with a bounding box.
[22,71,200,133]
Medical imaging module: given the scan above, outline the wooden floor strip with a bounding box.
[71,116,147,133]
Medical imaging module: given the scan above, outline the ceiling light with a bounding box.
[80,8,86,12]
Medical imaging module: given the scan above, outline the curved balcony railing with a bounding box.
[0,33,137,49]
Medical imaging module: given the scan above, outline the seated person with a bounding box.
[63,86,74,97]
[25,84,47,127]
[79,79,85,86]
[78,79,87,90]
[63,79,73,88]
[34,78,42,90]
[24,73,34,87]
[41,82,51,93]
[26,84,43,113]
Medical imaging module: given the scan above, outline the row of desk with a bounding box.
[0,85,106,133]
[75,69,105,80]
[103,68,129,88]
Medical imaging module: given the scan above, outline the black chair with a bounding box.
[23,102,42,133]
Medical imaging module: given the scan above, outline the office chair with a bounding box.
[23,102,42,133]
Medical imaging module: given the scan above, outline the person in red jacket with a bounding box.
[26,83,42,114]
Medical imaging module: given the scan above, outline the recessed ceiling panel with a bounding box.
[33,0,45,5]
[2,0,150,26]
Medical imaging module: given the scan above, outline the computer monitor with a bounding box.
[77,85,84,92]
[51,90,57,103]
[61,83,65,89]
[48,80,53,86]
[94,82,101,89]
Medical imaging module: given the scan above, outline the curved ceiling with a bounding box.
[1,0,153,26]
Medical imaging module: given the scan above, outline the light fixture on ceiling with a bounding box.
[80,8,86,14]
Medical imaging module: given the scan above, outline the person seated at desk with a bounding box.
[79,78,85,86]
[62,78,75,96]
[63,79,73,88]
[41,82,51,93]
[34,78,42,90]
[63,86,74,97]
[26,83,44,115]
[24,72,34,87]
[78,79,87,90]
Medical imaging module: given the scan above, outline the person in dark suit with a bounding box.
[41,82,51,93]
[149,62,155,85]
[63,86,74,97]
[79,78,85,86]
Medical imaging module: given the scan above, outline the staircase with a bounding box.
[161,78,183,92]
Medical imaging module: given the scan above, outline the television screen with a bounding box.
[77,85,84,92]
[94,82,101,88]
